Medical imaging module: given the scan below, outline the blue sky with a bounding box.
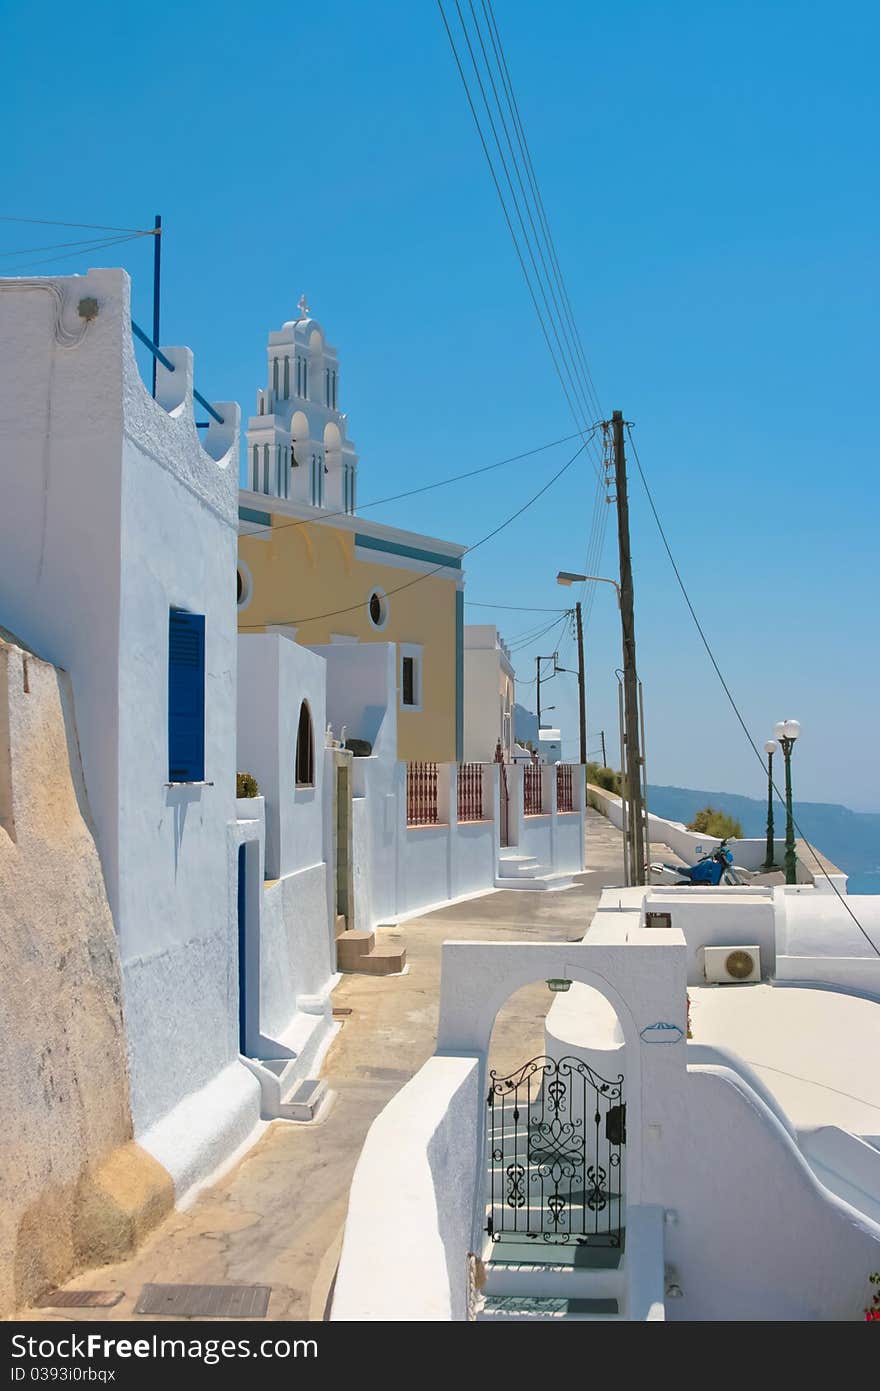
[3,1,878,810]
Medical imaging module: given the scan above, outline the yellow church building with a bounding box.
[236,302,465,763]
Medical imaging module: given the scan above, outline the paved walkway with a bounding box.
[22,812,624,1322]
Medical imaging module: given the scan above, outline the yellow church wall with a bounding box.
[237,516,461,763]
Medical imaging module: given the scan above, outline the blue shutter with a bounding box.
[168,608,205,782]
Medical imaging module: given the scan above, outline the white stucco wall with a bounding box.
[0,270,260,1189]
[237,633,328,878]
[641,888,778,983]
[331,1056,482,1321]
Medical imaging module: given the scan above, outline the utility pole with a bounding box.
[536,652,557,748]
[574,601,586,767]
[612,409,646,885]
[600,730,607,768]
[151,213,162,398]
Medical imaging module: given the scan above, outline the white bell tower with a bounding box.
[246,298,358,513]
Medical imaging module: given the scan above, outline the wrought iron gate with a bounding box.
[486,1055,625,1247]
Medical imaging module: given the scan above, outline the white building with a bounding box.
[0,268,264,1197]
[463,625,515,762]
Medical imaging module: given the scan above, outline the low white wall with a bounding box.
[590,784,832,882]
[519,813,553,866]
[401,824,451,912]
[643,888,777,983]
[259,863,334,1040]
[776,955,880,998]
[660,1064,880,1319]
[555,812,585,873]
[452,818,496,899]
[331,1056,481,1321]
[780,892,880,958]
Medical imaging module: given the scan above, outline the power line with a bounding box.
[0,230,156,261]
[437,1,603,484]
[240,433,593,629]
[0,216,154,233]
[466,601,569,612]
[245,429,586,542]
[626,424,878,956]
[481,0,603,420]
[4,231,152,273]
[439,0,612,640]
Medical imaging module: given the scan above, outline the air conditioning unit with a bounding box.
[704,945,761,984]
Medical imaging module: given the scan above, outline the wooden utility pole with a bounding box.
[599,730,607,768]
[575,601,586,767]
[612,410,646,885]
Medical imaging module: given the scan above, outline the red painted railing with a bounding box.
[406,761,438,826]
[457,763,484,822]
[556,763,574,812]
[523,764,544,815]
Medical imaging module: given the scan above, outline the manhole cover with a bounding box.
[134,1283,271,1318]
[35,1289,123,1309]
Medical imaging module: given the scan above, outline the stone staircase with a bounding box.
[337,924,406,976]
[494,851,574,892]
[476,1208,666,1321]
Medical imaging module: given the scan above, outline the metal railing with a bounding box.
[523,764,544,816]
[131,320,224,426]
[556,763,574,813]
[406,761,438,826]
[457,763,484,822]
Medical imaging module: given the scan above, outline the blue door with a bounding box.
[237,842,247,1053]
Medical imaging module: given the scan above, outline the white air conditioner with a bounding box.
[704,945,761,984]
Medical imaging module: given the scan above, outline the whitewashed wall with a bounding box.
[236,634,336,1057]
[332,1057,482,1321]
[0,270,260,1195]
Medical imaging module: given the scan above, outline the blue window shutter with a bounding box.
[168,608,205,782]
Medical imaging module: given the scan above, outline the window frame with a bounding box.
[398,643,423,712]
[295,700,315,788]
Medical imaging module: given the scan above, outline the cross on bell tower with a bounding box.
[297,293,310,319]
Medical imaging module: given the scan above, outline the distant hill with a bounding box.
[647,784,880,894]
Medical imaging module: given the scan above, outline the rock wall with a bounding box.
[0,634,171,1314]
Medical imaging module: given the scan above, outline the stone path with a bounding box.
[21,811,624,1322]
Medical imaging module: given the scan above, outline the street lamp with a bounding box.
[773,719,801,884]
[762,740,777,871]
[557,571,621,607]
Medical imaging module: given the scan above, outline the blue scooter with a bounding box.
[649,839,741,887]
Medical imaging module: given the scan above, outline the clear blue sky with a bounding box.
[3,1,878,810]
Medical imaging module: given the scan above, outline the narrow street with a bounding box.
[22,812,624,1322]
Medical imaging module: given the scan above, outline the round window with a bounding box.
[367,589,388,629]
[236,565,252,609]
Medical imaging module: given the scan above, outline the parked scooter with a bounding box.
[648,840,753,887]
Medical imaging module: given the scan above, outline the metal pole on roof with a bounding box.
[151,213,162,398]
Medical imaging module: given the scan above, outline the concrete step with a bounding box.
[498,854,540,877]
[334,913,347,938]
[477,1294,621,1321]
[337,929,375,970]
[493,871,574,892]
[278,1076,330,1122]
[484,1254,624,1300]
[357,945,407,976]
